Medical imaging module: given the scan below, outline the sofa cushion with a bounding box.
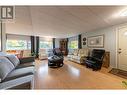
[6,54,20,67]
[74,56,80,60]
[78,48,89,57]
[16,62,34,69]
[73,49,79,56]
[0,52,6,56]
[3,67,34,82]
[72,55,78,59]
[0,56,15,81]
[67,55,73,58]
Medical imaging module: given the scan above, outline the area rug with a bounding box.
[109,68,127,79]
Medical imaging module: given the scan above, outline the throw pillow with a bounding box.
[0,56,15,81]
[6,54,20,67]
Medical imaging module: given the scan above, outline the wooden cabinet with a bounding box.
[102,52,110,68]
[60,39,67,55]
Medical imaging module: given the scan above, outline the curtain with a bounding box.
[66,38,68,54]
[30,36,35,54]
[36,36,39,58]
[78,34,82,49]
[53,38,55,49]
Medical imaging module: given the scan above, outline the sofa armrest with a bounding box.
[78,55,87,59]
[86,56,92,59]
[19,57,35,64]
[86,56,101,62]
[80,55,86,57]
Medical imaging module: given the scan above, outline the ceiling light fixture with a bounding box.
[120,9,127,17]
[124,32,127,36]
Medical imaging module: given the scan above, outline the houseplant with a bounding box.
[122,81,127,88]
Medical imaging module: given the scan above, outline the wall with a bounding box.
[7,34,30,41]
[5,7,33,36]
[81,25,117,68]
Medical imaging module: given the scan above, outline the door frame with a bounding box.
[116,23,127,69]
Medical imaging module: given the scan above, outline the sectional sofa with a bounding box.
[0,52,35,89]
[67,48,89,64]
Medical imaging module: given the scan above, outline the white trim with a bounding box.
[31,76,34,89]
[116,23,127,69]
[115,26,118,68]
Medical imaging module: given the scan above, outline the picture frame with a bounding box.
[87,35,104,48]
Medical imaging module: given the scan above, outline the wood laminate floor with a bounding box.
[34,59,126,89]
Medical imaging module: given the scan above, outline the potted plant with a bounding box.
[31,52,36,57]
[122,81,127,88]
[31,52,39,59]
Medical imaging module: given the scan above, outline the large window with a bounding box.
[6,34,31,50]
[69,40,78,49]
[6,40,31,50]
[40,41,53,49]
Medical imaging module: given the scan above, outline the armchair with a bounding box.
[85,49,105,71]
[48,48,64,67]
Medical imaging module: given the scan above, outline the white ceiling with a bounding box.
[5,6,127,38]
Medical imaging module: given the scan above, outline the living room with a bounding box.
[0,6,127,90]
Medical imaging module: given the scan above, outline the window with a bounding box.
[69,40,78,49]
[27,41,31,49]
[6,40,31,50]
[40,41,53,49]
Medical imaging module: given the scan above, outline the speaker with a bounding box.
[83,37,87,45]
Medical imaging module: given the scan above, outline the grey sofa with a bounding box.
[0,52,35,89]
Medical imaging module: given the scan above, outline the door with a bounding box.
[118,26,127,71]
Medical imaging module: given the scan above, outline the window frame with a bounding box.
[6,39,31,50]
[39,40,53,49]
[69,40,78,49]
